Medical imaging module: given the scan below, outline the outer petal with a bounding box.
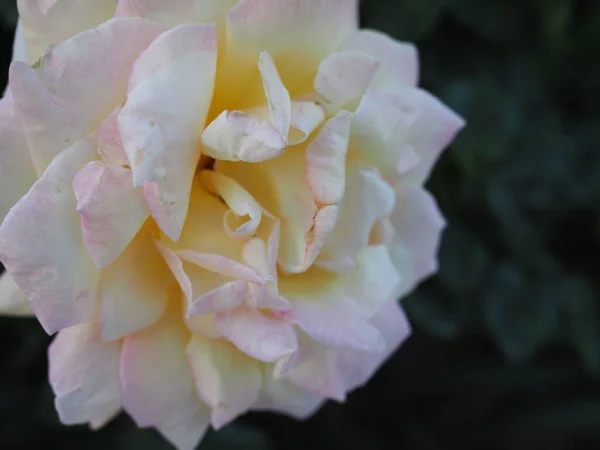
[187,337,261,429]
[315,51,379,114]
[0,272,33,316]
[340,30,419,88]
[215,307,297,362]
[119,23,217,240]
[121,307,209,450]
[48,321,121,424]
[9,18,164,173]
[399,88,466,186]
[0,94,37,222]
[73,161,148,268]
[253,368,325,419]
[99,227,170,341]
[17,0,118,63]
[0,137,99,333]
[12,20,28,64]
[391,186,446,285]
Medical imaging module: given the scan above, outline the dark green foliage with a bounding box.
[1,0,599,448]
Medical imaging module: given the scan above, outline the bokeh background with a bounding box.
[1,0,599,448]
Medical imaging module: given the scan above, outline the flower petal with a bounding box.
[340,30,419,88]
[97,110,129,167]
[0,136,99,333]
[318,167,395,271]
[121,307,209,448]
[73,161,148,268]
[119,23,217,240]
[289,101,325,145]
[216,307,297,362]
[315,51,379,114]
[48,320,121,424]
[0,271,33,316]
[391,185,446,285]
[11,20,28,64]
[9,18,164,173]
[99,228,170,341]
[187,279,247,316]
[224,0,358,97]
[0,93,37,222]
[187,337,261,429]
[17,0,118,63]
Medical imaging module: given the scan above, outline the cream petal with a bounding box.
[289,101,325,145]
[120,309,209,446]
[215,307,297,362]
[0,271,33,316]
[0,136,99,333]
[48,320,121,424]
[119,24,217,240]
[155,241,193,304]
[187,337,261,429]
[340,29,419,88]
[0,94,37,223]
[99,228,170,341]
[391,185,446,285]
[11,20,28,64]
[73,161,148,268]
[9,18,164,173]
[17,0,118,63]
[286,349,346,402]
[224,0,358,97]
[349,89,421,178]
[317,167,395,271]
[187,280,247,316]
[89,409,121,430]
[315,51,379,114]
[179,251,264,284]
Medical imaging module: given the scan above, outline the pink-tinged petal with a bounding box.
[179,251,263,284]
[89,409,121,430]
[187,280,247,316]
[0,137,99,333]
[9,18,164,173]
[349,89,421,178]
[315,51,379,114]
[0,94,37,222]
[392,186,446,285]
[318,168,395,271]
[254,368,325,419]
[119,24,217,240]
[121,308,209,448]
[246,283,292,311]
[187,337,261,429]
[17,0,118,63]
[99,228,170,341]
[340,29,419,88]
[73,161,148,268]
[287,350,347,402]
[11,20,28,64]
[287,299,384,352]
[225,0,358,95]
[155,241,192,304]
[97,110,129,167]
[289,101,325,145]
[333,300,411,393]
[260,51,291,137]
[116,0,239,33]
[400,88,466,186]
[48,321,121,424]
[0,272,33,316]
[216,306,297,362]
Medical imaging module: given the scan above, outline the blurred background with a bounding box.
[1,0,600,448]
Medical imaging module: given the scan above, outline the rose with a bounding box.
[0,1,464,449]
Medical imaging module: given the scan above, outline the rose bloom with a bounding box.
[0,1,464,448]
